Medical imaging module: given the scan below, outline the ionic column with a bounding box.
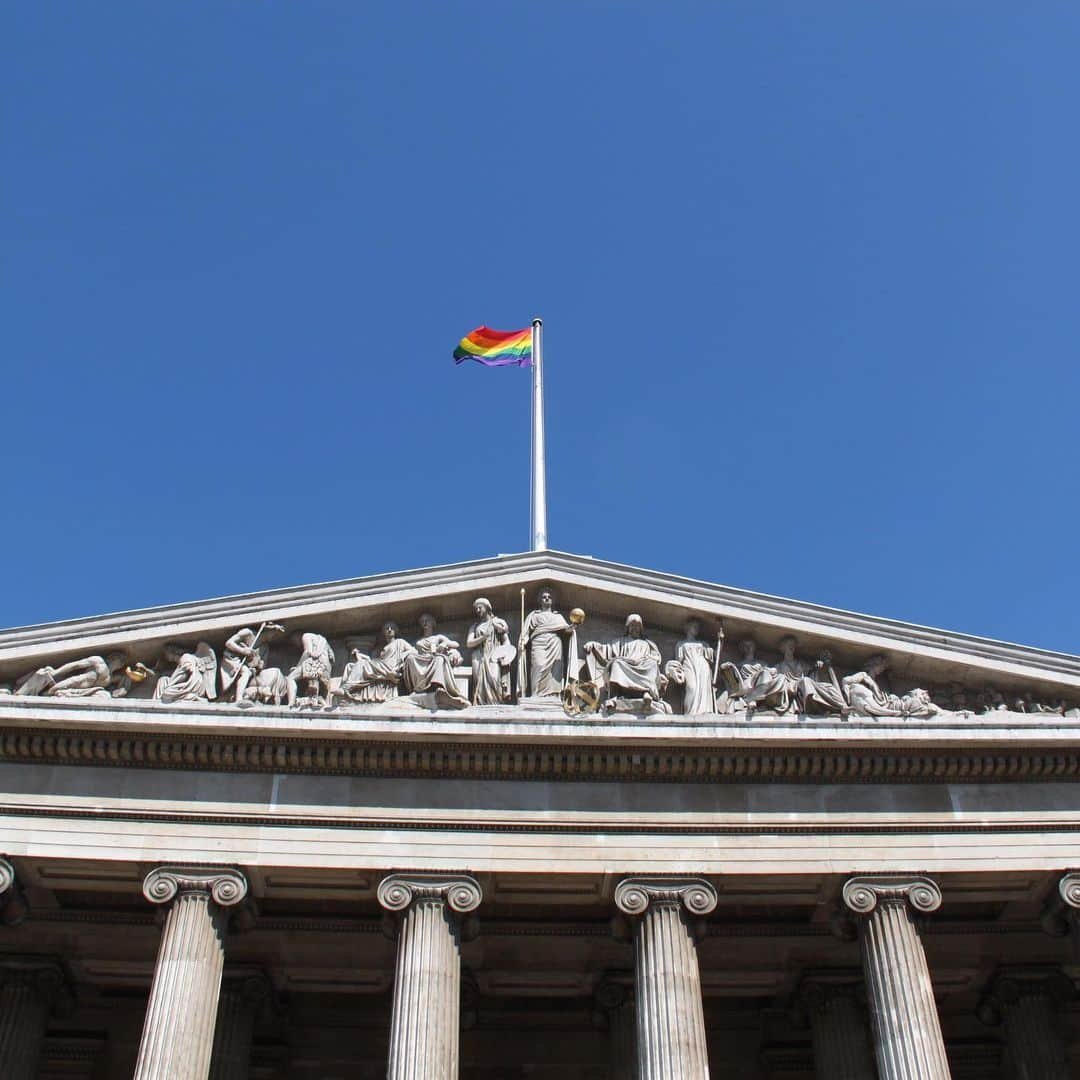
[614,878,717,1080]
[0,957,66,1080]
[134,867,249,1080]
[209,973,270,1080]
[842,876,950,1080]
[377,872,482,1080]
[978,970,1073,1080]
[796,977,875,1080]
[596,979,637,1079]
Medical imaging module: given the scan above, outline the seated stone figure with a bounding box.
[402,614,469,709]
[154,643,218,703]
[585,614,670,714]
[340,622,415,704]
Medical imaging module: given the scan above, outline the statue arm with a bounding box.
[465,624,486,649]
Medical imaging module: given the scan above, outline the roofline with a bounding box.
[0,549,1076,686]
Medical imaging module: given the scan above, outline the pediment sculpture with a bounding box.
[2,582,1077,722]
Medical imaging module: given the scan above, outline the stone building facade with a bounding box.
[0,549,1078,1078]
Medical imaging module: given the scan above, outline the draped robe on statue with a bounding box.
[341,638,414,703]
[588,636,664,698]
[403,635,469,708]
[665,640,715,715]
[521,610,570,697]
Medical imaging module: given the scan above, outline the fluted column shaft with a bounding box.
[0,962,63,1080]
[134,867,248,1080]
[615,878,717,1080]
[209,975,269,1080]
[799,981,875,1080]
[378,873,482,1080]
[981,972,1073,1080]
[597,981,637,1080]
[843,876,950,1080]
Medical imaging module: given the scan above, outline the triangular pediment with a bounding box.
[0,550,1076,714]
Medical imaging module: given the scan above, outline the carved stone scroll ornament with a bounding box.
[142,867,249,908]
[585,615,671,715]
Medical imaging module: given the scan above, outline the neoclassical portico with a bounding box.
[0,551,1077,1076]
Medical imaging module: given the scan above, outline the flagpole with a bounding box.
[530,317,547,551]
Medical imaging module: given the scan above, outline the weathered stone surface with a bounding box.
[134,867,248,1080]
[615,878,717,1080]
[378,873,482,1080]
[842,876,950,1080]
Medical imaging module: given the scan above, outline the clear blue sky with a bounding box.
[4,3,1078,651]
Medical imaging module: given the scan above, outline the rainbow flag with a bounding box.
[453,325,532,367]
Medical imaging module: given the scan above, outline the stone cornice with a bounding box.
[1,709,1080,784]
[0,550,1077,693]
[142,866,248,907]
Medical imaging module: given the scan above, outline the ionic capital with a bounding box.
[142,866,249,907]
[377,873,482,914]
[1058,872,1080,909]
[613,877,718,918]
[842,875,942,916]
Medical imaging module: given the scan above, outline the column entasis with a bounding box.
[378,872,482,1080]
[614,878,717,1080]
[134,866,249,1080]
[796,977,875,1080]
[842,876,950,1080]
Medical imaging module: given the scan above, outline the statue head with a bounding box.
[105,651,128,673]
[865,654,888,676]
[473,597,493,619]
[740,638,756,658]
[779,635,797,659]
[381,621,399,643]
[685,618,701,640]
[160,642,186,664]
[625,614,644,639]
[418,613,437,636]
[536,588,556,611]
